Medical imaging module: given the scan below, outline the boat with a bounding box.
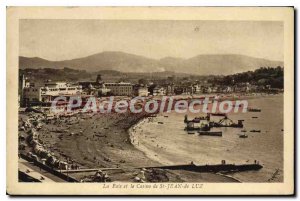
[239,134,248,138]
[158,122,164,124]
[209,119,244,128]
[241,129,247,132]
[250,130,261,133]
[187,131,195,134]
[184,115,210,131]
[209,113,226,117]
[198,131,222,137]
[248,108,261,112]
[252,116,258,118]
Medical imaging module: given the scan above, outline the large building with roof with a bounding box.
[22,81,82,106]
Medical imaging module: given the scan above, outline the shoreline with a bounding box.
[20,110,238,182]
[19,93,281,182]
[128,113,240,182]
[126,94,283,182]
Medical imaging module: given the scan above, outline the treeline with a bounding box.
[20,67,93,83]
[210,66,284,88]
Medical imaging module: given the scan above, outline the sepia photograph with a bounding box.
[6,6,294,195]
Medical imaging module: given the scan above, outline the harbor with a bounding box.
[130,94,283,182]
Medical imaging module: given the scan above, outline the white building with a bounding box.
[137,87,149,97]
[23,82,82,104]
[192,84,202,94]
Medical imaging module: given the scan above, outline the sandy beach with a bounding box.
[19,109,238,182]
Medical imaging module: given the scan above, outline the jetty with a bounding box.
[146,162,263,173]
[60,162,263,174]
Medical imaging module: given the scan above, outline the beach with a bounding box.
[19,108,238,182]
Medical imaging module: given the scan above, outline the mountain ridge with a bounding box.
[19,51,283,75]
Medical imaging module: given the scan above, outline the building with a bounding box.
[173,86,193,95]
[79,74,113,96]
[133,85,149,97]
[137,87,149,97]
[22,82,82,106]
[153,87,166,96]
[82,83,111,96]
[165,84,175,95]
[105,82,133,96]
[192,84,202,94]
[19,74,30,100]
[79,75,133,96]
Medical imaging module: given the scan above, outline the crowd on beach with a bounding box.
[18,106,158,182]
[19,112,78,170]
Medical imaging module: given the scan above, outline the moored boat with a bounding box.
[239,134,248,138]
[248,108,262,112]
[198,131,222,137]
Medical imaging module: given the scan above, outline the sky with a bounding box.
[20,19,284,61]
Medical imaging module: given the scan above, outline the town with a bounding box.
[19,67,283,107]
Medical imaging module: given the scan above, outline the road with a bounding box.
[19,158,65,182]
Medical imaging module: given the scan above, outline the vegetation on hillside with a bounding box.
[210,66,284,88]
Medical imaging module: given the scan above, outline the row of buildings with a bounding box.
[19,74,278,107]
[19,74,148,106]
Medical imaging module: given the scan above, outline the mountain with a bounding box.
[19,51,164,73]
[19,51,283,75]
[160,54,283,75]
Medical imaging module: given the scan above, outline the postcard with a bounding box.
[7,6,294,195]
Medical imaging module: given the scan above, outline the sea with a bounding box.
[131,94,283,182]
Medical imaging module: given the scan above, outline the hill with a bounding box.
[19,51,283,75]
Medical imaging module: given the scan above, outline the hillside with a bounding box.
[19,51,283,75]
[213,66,284,88]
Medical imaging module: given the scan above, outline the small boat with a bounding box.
[187,131,195,134]
[241,129,247,132]
[210,113,226,117]
[248,108,261,112]
[164,115,169,118]
[158,122,164,124]
[250,130,261,133]
[252,117,258,118]
[198,131,222,137]
[239,134,248,138]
